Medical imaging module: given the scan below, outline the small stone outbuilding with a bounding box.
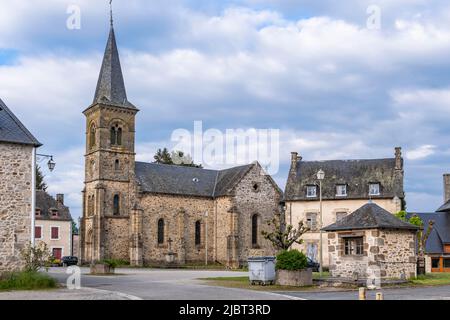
[323,203,419,280]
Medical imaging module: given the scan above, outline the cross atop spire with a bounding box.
[110,0,113,27]
[92,2,136,109]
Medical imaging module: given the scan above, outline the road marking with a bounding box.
[75,287,143,300]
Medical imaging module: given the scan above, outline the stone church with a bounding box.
[79,21,282,268]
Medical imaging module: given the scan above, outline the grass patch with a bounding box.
[410,273,450,286]
[0,272,58,292]
[313,272,330,279]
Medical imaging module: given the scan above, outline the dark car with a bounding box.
[307,258,320,272]
[61,256,78,267]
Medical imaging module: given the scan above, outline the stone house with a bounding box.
[35,191,73,260]
[408,174,450,273]
[0,98,42,272]
[284,148,405,266]
[79,21,283,268]
[323,203,419,280]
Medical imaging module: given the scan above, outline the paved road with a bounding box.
[47,268,450,300]
[48,267,295,300]
[0,287,138,300]
[279,285,450,300]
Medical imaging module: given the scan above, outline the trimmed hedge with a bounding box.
[276,250,308,271]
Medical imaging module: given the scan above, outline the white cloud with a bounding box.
[406,145,436,160]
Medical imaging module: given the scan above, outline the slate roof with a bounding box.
[323,203,419,232]
[285,158,403,201]
[36,191,72,222]
[407,212,450,254]
[436,200,450,213]
[92,26,136,109]
[0,99,41,147]
[135,162,267,198]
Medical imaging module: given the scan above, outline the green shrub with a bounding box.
[0,272,57,291]
[276,250,308,271]
[102,259,129,268]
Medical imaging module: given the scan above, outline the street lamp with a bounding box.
[37,154,56,172]
[317,169,325,278]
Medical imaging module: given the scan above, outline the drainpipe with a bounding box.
[31,147,36,246]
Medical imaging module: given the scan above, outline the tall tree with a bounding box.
[153,149,202,168]
[153,148,173,165]
[36,165,48,191]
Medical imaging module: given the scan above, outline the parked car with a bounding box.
[307,258,320,272]
[61,256,78,267]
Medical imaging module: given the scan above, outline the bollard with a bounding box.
[359,287,366,300]
[376,292,384,300]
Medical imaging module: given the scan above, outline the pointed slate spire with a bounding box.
[93,16,135,108]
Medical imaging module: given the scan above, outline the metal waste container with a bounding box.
[248,256,276,285]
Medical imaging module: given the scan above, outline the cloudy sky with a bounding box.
[1,0,449,221]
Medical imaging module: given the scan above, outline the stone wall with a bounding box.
[0,143,33,272]
[139,193,215,265]
[231,165,280,265]
[328,229,417,280]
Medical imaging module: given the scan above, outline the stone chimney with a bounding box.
[56,194,64,206]
[395,147,403,170]
[290,152,302,173]
[444,174,450,203]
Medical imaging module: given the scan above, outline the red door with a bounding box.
[52,248,62,260]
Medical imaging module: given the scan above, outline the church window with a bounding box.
[117,127,122,145]
[158,219,165,244]
[113,194,120,216]
[195,221,201,246]
[115,159,120,171]
[89,124,96,149]
[251,214,259,247]
[110,124,123,146]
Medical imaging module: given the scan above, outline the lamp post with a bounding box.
[317,169,325,278]
[205,211,209,266]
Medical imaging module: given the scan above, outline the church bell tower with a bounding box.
[79,5,139,264]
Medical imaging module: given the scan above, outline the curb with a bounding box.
[71,287,143,300]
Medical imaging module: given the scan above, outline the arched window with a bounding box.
[117,127,122,145]
[157,219,165,244]
[195,221,201,246]
[110,124,123,146]
[115,159,120,171]
[110,126,116,145]
[113,194,120,216]
[89,124,96,149]
[252,214,258,247]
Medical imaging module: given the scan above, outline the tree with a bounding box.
[72,220,79,234]
[262,214,309,251]
[36,165,48,191]
[395,211,434,260]
[153,148,173,165]
[153,149,202,168]
[171,151,203,168]
[21,241,52,272]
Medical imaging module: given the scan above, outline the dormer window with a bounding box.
[51,210,59,217]
[306,185,317,198]
[35,209,41,217]
[369,183,381,196]
[336,185,347,197]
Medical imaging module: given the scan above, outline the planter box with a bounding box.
[90,264,115,275]
[276,269,313,287]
